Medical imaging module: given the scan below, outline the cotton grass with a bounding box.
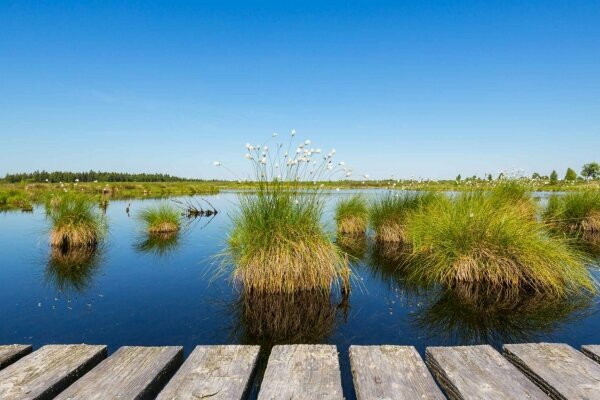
[222,132,349,294]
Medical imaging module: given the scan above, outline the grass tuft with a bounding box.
[544,190,600,234]
[335,194,369,235]
[138,203,181,234]
[405,191,594,297]
[228,191,347,293]
[46,193,105,249]
[369,192,440,243]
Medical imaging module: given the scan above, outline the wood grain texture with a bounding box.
[157,345,260,400]
[581,345,600,364]
[350,345,445,400]
[504,343,600,400]
[426,345,548,400]
[0,344,107,400]
[0,345,32,370]
[258,344,343,400]
[55,346,183,400]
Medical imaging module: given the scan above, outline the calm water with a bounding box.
[1,191,599,398]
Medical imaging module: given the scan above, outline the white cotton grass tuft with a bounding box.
[220,129,352,294]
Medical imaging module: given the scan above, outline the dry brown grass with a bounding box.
[231,238,347,293]
[148,221,179,234]
[581,211,600,233]
[337,216,368,235]
[375,221,407,243]
[50,225,99,248]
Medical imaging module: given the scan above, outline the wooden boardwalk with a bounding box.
[0,342,599,399]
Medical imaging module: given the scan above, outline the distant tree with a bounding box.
[550,170,558,185]
[456,174,461,182]
[3,170,197,183]
[531,172,541,179]
[581,162,600,180]
[487,174,493,181]
[564,168,577,181]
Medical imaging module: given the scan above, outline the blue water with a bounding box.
[0,192,598,399]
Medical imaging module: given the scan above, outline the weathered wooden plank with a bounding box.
[258,344,343,400]
[581,345,600,364]
[426,345,548,400]
[0,344,107,400]
[0,345,32,370]
[55,346,183,400]
[350,345,445,400]
[157,345,260,400]
[504,343,600,400]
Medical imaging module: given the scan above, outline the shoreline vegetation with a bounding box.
[0,177,598,212]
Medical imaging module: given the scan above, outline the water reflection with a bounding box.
[337,234,368,260]
[413,284,594,346]
[367,242,426,293]
[45,246,102,292]
[233,289,346,344]
[134,232,181,256]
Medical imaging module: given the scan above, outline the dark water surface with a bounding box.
[1,192,599,398]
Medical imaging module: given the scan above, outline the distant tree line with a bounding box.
[532,162,599,183]
[2,170,200,183]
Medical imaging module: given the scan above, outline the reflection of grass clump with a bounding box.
[237,290,337,344]
[369,192,439,243]
[336,234,368,259]
[46,247,101,292]
[335,195,368,235]
[47,193,105,249]
[416,284,593,345]
[138,203,181,233]
[135,232,180,256]
[406,192,594,297]
[544,191,600,234]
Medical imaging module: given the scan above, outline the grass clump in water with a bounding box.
[138,203,181,234]
[405,192,594,297]
[47,193,105,249]
[229,191,346,293]
[335,194,368,235]
[369,192,439,243]
[223,133,348,294]
[544,191,600,234]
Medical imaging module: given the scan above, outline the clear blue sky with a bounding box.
[1,0,599,180]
